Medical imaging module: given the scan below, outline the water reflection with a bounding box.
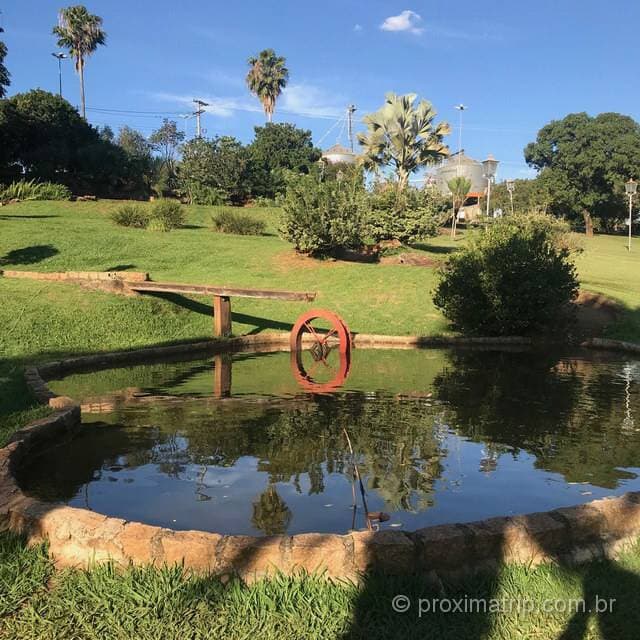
[19,347,640,535]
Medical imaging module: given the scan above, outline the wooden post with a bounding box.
[213,295,232,337]
[213,354,232,397]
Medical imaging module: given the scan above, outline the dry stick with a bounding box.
[343,428,372,531]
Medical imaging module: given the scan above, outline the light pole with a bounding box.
[506,179,515,215]
[482,155,499,218]
[625,178,637,252]
[51,52,68,97]
[454,104,467,166]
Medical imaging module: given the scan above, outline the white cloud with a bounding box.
[380,10,424,35]
[353,23,363,33]
[279,84,344,119]
[149,83,344,121]
[149,92,260,118]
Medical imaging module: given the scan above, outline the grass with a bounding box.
[1,200,640,638]
[2,531,640,639]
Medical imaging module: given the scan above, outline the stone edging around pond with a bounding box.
[1,332,639,583]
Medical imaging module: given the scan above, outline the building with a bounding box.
[321,143,357,165]
[434,151,487,222]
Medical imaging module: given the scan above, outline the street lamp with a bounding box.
[51,52,68,97]
[625,178,637,252]
[506,179,515,215]
[482,154,499,217]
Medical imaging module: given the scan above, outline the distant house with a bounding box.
[322,143,357,165]
[434,152,487,222]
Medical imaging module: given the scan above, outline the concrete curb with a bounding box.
[2,333,639,582]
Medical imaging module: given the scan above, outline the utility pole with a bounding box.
[347,104,357,152]
[454,104,467,172]
[193,99,209,138]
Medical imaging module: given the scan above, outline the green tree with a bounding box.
[246,49,289,122]
[0,38,10,99]
[358,92,450,192]
[433,214,579,336]
[177,136,248,205]
[247,123,321,198]
[524,112,640,235]
[490,177,552,215]
[447,176,471,238]
[52,5,106,119]
[117,126,154,197]
[0,89,130,196]
[149,119,184,168]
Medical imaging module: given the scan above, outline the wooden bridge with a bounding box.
[0,269,316,337]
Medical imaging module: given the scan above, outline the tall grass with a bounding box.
[1,179,71,202]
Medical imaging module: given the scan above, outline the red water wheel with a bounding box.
[290,309,352,393]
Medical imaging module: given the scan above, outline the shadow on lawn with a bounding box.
[0,214,60,220]
[410,242,458,255]
[142,291,294,333]
[0,244,59,266]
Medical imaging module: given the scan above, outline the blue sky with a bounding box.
[3,0,640,180]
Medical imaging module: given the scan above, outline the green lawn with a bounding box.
[1,200,640,639]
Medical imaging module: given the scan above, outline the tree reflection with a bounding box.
[251,485,292,535]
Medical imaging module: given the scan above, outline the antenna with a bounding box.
[193,99,209,137]
[347,104,357,152]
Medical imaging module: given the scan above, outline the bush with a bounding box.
[1,179,71,202]
[185,184,226,206]
[367,185,448,244]
[211,210,266,235]
[110,204,150,229]
[148,199,185,231]
[433,214,579,336]
[279,171,368,256]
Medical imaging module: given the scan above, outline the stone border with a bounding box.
[2,333,640,582]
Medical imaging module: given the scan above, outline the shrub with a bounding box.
[433,214,579,336]
[185,184,226,206]
[110,204,150,229]
[1,179,71,202]
[211,210,266,235]
[367,185,448,244]
[279,171,368,256]
[148,199,185,231]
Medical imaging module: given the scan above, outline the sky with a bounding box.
[3,0,640,180]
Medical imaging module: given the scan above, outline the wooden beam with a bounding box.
[213,295,232,337]
[127,280,316,302]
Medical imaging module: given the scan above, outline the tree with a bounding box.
[490,177,552,215]
[150,119,184,168]
[53,5,106,119]
[447,176,471,238]
[117,126,154,197]
[0,38,10,99]
[433,214,579,336]
[524,112,640,235]
[177,136,249,205]
[0,89,130,196]
[246,49,289,123]
[247,123,320,198]
[358,93,450,192]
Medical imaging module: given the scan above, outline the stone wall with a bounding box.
[2,334,640,582]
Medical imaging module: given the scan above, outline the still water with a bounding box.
[19,347,640,535]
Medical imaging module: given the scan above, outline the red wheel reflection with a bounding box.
[290,309,351,393]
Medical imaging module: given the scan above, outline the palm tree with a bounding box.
[447,176,471,238]
[358,92,450,192]
[53,5,106,119]
[246,49,289,123]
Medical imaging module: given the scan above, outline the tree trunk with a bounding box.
[583,210,594,237]
[79,57,86,119]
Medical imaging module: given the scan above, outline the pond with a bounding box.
[18,346,640,536]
